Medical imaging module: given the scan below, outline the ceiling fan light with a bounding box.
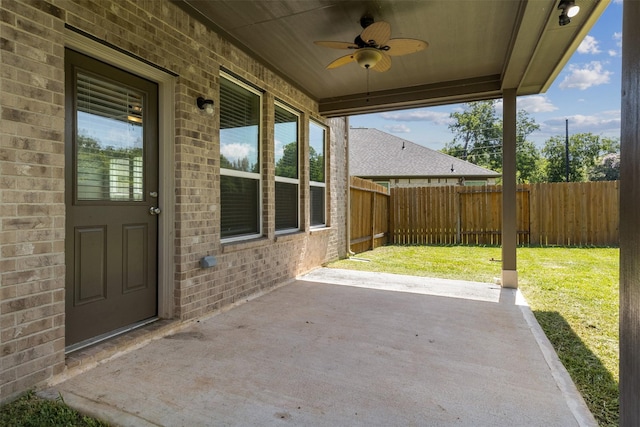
[355,48,382,69]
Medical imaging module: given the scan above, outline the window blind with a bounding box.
[220,75,262,240]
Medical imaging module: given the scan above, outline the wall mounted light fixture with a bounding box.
[197,97,215,114]
[558,0,580,26]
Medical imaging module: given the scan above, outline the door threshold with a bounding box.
[55,318,185,386]
[65,317,159,354]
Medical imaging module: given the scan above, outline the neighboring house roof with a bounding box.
[349,128,501,179]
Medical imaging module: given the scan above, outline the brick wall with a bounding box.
[0,0,347,402]
[1,0,67,402]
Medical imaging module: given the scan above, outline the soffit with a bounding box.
[177,0,609,116]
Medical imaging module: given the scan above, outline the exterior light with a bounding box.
[566,2,580,17]
[558,0,580,26]
[197,97,214,114]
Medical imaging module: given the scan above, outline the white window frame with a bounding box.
[309,120,327,228]
[374,181,390,191]
[220,72,263,243]
[274,101,300,234]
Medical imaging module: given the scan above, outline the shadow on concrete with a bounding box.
[532,310,619,426]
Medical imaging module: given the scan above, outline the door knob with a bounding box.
[149,206,161,215]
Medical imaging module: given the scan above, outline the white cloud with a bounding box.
[384,124,411,133]
[220,142,255,161]
[274,138,285,160]
[607,32,622,57]
[577,35,601,54]
[517,95,558,113]
[613,31,622,47]
[381,109,452,125]
[542,110,621,135]
[494,95,557,115]
[559,61,612,90]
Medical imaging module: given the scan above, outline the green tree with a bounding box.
[589,152,620,181]
[542,133,619,182]
[445,100,501,164]
[514,110,543,183]
[275,142,298,178]
[219,155,257,173]
[309,146,324,182]
[443,101,542,182]
[516,139,545,183]
[76,133,143,200]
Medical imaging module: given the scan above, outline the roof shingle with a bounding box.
[349,128,501,179]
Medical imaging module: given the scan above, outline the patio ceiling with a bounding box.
[176,0,608,117]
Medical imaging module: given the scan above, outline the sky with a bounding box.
[349,1,623,151]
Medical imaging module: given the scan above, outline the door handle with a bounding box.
[149,206,161,215]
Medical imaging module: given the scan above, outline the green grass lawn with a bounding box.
[329,245,619,427]
[0,390,109,427]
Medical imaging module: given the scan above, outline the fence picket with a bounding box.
[350,180,619,254]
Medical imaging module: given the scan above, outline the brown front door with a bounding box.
[65,49,159,348]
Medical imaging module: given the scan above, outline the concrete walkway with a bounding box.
[44,268,596,426]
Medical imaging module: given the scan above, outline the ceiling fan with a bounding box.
[314,15,429,72]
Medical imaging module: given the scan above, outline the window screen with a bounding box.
[275,103,299,231]
[309,121,326,227]
[220,75,262,240]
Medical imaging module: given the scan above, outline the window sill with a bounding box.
[275,230,305,242]
[309,226,331,235]
[222,236,270,253]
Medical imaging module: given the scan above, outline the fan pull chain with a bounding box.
[366,66,370,103]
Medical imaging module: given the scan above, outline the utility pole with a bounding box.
[565,118,570,182]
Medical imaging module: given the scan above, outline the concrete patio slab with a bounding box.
[43,268,596,426]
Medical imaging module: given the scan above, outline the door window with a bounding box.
[75,72,145,202]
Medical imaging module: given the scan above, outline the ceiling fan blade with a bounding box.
[385,38,429,57]
[327,54,356,69]
[371,53,391,72]
[360,21,391,47]
[314,41,358,50]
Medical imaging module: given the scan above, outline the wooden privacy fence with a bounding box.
[389,181,619,247]
[350,177,390,254]
[529,181,619,246]
[350,180,620,252]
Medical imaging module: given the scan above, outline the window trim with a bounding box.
[374,181,390,191]
[309,120,327,228]
[219,72,263,244]
[275,101,301,234]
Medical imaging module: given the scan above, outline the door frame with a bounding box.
[65,28,176,320]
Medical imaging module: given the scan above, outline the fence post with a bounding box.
[370,191,376,250]
[456,187,461,244]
